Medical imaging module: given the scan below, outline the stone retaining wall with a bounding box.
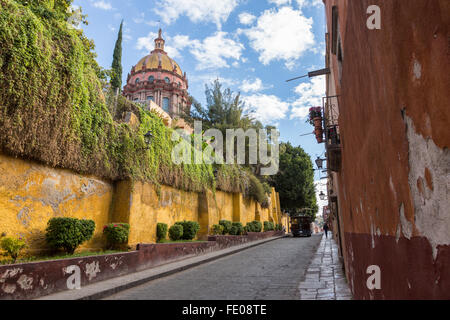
[0,232,284,300]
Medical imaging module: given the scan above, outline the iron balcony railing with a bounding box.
[322,95,342,172]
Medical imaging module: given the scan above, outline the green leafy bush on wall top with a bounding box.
[0,236,26,263]
[175,221,200,240]
[169,225,183,241]
[157,223,168,242]
[103,223,130,249]
[219,220,233,235]
[45,218,95,254]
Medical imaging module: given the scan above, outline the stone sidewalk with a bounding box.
[299,234,353,300]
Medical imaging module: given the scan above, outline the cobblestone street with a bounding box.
[106,235,322,300]
[299,235,353,300]
[104,234,352,300]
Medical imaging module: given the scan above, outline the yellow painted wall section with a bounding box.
[241,197,256,226]
[1,154,284,253]
[122,182,200,246]
[0,154,113,254]
[211,191,234,223]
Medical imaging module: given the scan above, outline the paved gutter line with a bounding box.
[38,235,287,300]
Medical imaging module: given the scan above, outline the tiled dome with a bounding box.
[134,52,183,77]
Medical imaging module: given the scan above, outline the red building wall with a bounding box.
[324,0,450,299]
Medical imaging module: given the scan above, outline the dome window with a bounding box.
[135,78,140,84]
[148,76,155,83]
[164,77,170,84]
[162,97,170,113]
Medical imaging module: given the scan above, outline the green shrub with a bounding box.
[46,218,95,254]
[230,222,244,236]
[219,220,233,235]
[212,224,224,235]
[103,223,130,249]
[264,221,275,232]
[175,221,200,240]
[275,224,283,231]
[169,225,184,241]
[0,237,26,263]
[245,221,262,233]
[248,175,269,208]
[157,223,169,242]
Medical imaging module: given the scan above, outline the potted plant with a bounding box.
[308,107,324,143]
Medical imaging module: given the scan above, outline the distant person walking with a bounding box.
[323,223,329,239]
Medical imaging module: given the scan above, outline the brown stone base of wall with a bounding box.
[0,231,285,300]
[344,232,450,300]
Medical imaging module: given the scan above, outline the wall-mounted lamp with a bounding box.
[315,157,326,170]
[144,130,154,150]
[319,191,328,201]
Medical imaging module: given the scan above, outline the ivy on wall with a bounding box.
[0,0,267,205]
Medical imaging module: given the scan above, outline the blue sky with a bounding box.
[72,0,328,210]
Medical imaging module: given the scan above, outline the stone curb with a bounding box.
[38,235,288,300]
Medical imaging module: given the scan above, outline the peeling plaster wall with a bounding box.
[0,154,113,254]
[324,0,450,299]
[405,115,450,259]
[0,153,284,255]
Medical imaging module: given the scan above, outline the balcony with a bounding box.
[323,96,341,172]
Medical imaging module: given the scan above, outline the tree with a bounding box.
[181,80,272,173]
[111,20,123,94]
[267,142,318,219]
[182,80,257,131]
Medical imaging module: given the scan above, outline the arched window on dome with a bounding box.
[135,78,140,84]
[148,76,155,83]
[162,97,170,113]
[164,77,170,84]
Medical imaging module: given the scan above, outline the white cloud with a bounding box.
[268,0,323,8]
[136,32,190,59]
[268,0,292,6]
[154,0,239,29]
[242,94,290,124]
[238,12,256,25]
[241,7,315,69]
[297,0,323,8]
[136,32,158,52]
[290,75,325,119]
[190,32,244,70]
[133,13,159,27]
[240,78,272,93]
[190,74,239,88]
[92,0,113,10]
[136,32,244,70]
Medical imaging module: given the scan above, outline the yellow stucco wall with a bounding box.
[0,154,113,254]
[114,182,201,245]
[0,154,284,253]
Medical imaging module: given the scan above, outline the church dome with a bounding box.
[133,29,183,77]
[134,52,183,77]
[123,29,191,121]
